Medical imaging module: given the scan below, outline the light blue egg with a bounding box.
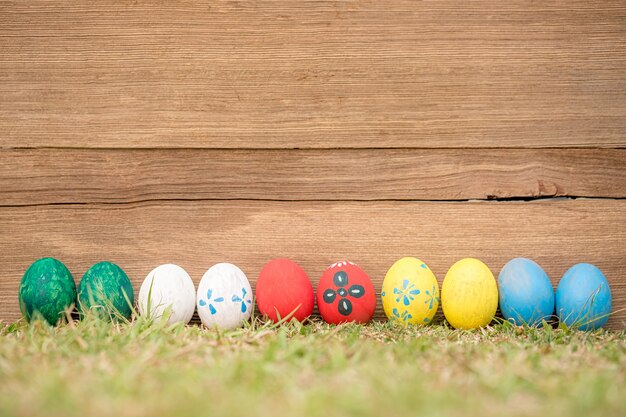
[556,263,612,331]
[498,258,554,326]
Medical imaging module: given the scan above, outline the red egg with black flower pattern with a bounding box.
[316,261,376,324]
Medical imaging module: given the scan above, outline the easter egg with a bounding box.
[138,264,196,325]
[77,261,134,320]
[256,258,314,322]
[197,263,253,330]
[442,258,498,329]
[556,263,612,331]
[498,258,555,326]
[381,257,440,325]
[317,261,376,324]
[18,257,77,326]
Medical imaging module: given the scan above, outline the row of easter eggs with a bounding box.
[18,256,612,331]
[384,257,611,330]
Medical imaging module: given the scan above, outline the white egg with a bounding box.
[197,263,253,330]
[138,264,196,325]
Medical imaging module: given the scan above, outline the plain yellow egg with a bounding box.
[441,258,498,329]
[381,257,440,325]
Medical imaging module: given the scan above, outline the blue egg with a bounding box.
[556,263,612,331]
[498,258,555,326]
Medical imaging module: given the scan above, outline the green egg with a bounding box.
[18,257,77,326]
[77,261,134,320]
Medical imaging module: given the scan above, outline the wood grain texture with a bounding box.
[1,0,625,149]
[0,199,624,328]
[1,148,625,205]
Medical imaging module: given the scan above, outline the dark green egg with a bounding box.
[18,257,77,326]
[77,261,134,320]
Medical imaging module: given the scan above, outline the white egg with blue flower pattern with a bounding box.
[197,263,253,329]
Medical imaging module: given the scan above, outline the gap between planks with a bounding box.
[2,197,626,210]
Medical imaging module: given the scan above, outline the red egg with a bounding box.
[255,258,314,322]
[316,261,376,324]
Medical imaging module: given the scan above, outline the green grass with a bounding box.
[1,317,625,417]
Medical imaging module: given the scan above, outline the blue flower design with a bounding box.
[198,289,224,315]
[392,308,412,322]
[393,279,420,306]
[231,287,252,313]
[424,285,440,309]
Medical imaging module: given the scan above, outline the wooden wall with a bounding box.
[1,1,625,328]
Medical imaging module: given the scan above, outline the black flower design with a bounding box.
[322,270,365,316]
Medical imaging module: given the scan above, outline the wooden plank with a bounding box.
[1,148,625,205]
[0,199,624,328]
[1,0,625,149]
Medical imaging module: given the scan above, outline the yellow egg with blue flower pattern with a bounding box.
[381,257,440,325]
